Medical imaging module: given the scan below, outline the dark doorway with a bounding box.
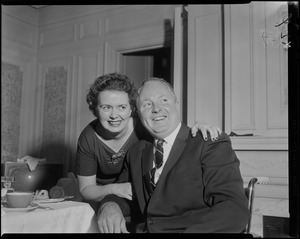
[123,47,171,88]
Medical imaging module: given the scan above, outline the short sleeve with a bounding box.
[76,128,97,176]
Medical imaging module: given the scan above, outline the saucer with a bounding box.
[2,202,39,212]
[34,195,73,203]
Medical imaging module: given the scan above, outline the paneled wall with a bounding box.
[224,2,288,137]
[224,3,289,236]
[1,5,177,175]
[187,5,223,128]
[187,3,289,236]
[1,63,23,162]
[2,6,38,162]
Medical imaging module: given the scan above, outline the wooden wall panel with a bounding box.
[1,6,38,162]
[35,57,72,167]
[236,149,289,236]
[1,62,23,162]
[224,2,288,137]
[265,2,289,130]
[223,3,288,235]
[1,54,37,161]
[42,66,68,144]
[79,17,102,40]
[230,4,255,131]
[2,9,37,49]
[104,5,173,34]
[237,151,288,191]
[40,25,75,47]
[77,53,102,132]
[187,5,223,128]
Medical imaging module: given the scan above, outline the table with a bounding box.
[1,201,100,234]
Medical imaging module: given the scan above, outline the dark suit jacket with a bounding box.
[102,123,250,233]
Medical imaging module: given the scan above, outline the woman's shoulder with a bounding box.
[78,119,98,140]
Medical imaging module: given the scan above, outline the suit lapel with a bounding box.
[142,144,153,175]
[141,144,154,201]
[153,124,190,193]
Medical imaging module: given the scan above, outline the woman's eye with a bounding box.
[119,105,127,110]
[144,102,151,108]
[100,105,111,111]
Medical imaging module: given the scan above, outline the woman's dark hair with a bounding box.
[86,73,137,117]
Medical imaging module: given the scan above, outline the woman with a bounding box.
[76,73,221,210]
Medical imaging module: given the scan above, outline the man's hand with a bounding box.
[97,202,129,233]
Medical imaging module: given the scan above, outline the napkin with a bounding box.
[17,156,47,171]
[1,207,6,216]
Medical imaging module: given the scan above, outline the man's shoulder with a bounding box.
[212,132,230,141]
[130,139,152,151]
[202,132,233,152]
[127,140,151,163]
[189,131,231,150]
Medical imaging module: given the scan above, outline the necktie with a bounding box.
[154,139,164,170]
[146,139,165,195]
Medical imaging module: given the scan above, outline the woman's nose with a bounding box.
[110,108,118,118]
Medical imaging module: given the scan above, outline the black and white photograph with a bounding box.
[1,2,299,237]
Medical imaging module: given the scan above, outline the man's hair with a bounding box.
[137,77,177,107]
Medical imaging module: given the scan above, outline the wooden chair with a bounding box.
[243,177,269,236]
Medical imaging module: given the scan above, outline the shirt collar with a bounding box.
[155,122,182,147]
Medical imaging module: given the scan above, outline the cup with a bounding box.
[1,176,15,203]
[6,191,34,208]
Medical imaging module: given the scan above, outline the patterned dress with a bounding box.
[76,117,152,185]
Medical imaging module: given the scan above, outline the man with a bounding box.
[98,78,249,233]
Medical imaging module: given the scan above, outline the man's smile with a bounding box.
[153,116,167,122]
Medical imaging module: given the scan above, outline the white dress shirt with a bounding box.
[153,122,182,183]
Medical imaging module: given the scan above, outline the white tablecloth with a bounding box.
[1,201,100,234]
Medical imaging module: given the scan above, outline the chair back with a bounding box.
[244,177,258,233]
[243,177,269,235]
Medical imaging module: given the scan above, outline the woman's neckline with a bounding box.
[94,117,134,153]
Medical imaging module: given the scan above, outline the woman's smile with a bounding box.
[108,120,122,127]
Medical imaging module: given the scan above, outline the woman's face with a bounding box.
[96,90,132,135]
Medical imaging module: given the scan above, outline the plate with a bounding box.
[34,196,73,203]
[2,203,39,212]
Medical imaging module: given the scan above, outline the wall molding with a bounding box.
[2,6,38,26]
[230,136,288,150]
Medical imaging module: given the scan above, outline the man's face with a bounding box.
[96,90,132,135]
[137,81,180,139]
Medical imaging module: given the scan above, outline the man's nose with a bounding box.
[152,104,162,113]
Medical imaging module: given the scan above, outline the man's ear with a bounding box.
[175,99,180,111]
